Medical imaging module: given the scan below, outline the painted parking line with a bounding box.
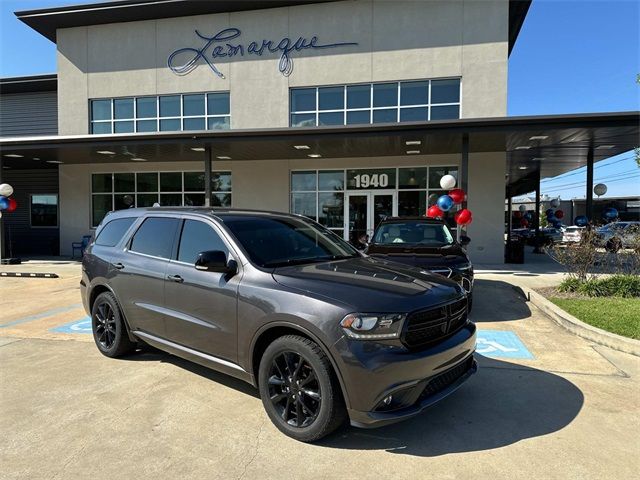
[50,317,92,334]
[476,329,534,360]
[0,303,83,328]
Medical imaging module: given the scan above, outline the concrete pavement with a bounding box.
[1,261,638,479]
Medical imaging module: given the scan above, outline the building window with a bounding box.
[91,171,232,227]
[30,194,58,227]
[90,92,231,134]
[290,79,460,127]
[290,166,458,232]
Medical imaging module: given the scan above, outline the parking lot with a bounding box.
[1,261,638,480]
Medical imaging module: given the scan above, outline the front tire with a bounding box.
[258,335,346,442]
[91,291,135,358]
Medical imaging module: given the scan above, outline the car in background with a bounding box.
[595,221,640,252]
[540,227,563,245]
[562,226,585,243]
[366,217,474,309]
[81,208,477,442]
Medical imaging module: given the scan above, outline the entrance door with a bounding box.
[345,191,396,245]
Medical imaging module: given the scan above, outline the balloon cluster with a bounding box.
[425,174,473,225]
[0,183,17,218]
[544,199,564,228]
[574,215,588,227]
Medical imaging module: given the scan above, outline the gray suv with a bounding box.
[81,208,477,442]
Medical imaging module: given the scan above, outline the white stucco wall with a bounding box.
[56,0,509,134]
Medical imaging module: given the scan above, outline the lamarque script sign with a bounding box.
[168,28,358,78]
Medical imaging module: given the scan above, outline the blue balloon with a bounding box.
[575,215,588,227]
[552,220,562,228]
[602,207,618,220]
[524,212,533,221]
[545,208,554,216]
[0,196,8,210]
[546,213,556,222]
[436,195,454,212]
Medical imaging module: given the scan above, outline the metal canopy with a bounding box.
[1,111,638,196]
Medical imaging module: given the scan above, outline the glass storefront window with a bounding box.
[291,171,317,191]
[428,167,458,189]
[398,168,427,189]
[318,170,344,191]
[30,194,58,227]
[290,79,460,127]
[91,171,232,226]
[90,92,230,134]
[398,191,427,217]
[291,193,316,220]
[319,192,344,228]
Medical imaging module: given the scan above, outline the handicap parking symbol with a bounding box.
[51,317,92,334]
[476,330,534,359]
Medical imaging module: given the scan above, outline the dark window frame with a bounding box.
[29,193,59,228]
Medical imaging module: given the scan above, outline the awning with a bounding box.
[1,111,638,197]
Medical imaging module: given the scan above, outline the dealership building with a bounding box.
[0,0,638,262]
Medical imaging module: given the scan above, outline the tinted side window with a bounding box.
[178,220,229,264]
[95,217,136,247]
[130,217,179,259]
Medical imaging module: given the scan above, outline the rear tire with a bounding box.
[91,291,136,358]
[258,335,346,442]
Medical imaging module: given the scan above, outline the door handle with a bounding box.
[167,274,184,283]
[113,262,125,270]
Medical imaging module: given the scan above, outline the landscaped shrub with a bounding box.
[559,275,640,298]
[578,275,640,298]
[558,277,582,293]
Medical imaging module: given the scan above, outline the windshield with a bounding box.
[373,221,455,246]
[221,215,359,268]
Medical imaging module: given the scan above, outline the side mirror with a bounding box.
[195,250,237,275]
[460,235,471,246]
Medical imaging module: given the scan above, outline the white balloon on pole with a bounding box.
[0,183,13,197]
[439,174,457,190]
[550,198,560,208]
[593,183,607,196]
[518,204,527,212]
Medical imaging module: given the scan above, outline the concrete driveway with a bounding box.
[1,261,638,479]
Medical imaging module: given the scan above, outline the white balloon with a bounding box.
[0,211,2,219]
[439,174,457,190]
[550,198,560,208]
[0,183,13,197]
[519,204,527,212]
[593,183,607,196]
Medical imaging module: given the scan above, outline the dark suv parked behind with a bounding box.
[81,208,476,442]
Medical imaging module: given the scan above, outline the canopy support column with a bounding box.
[458,133,469,240]
[204,146,212,207]
[586,144,594,221]
[533,166,543,254]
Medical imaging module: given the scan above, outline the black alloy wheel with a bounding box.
[268,351,322,428]
[91,291,136,358]
[94,301,116,350]
[258,335,346,442]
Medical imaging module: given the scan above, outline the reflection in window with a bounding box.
[30,194,58,227]
[290,79,460,127]
[90,171,233,226]
[90,92,230,134]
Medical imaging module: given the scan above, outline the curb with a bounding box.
[520,286,640,357]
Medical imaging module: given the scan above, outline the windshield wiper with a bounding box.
[263,254,357,268]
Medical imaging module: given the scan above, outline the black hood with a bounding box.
[366,243,470,270]
[272,256,463,313]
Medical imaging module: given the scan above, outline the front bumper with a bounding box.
[334,322,477,428]
[349,355,477,428]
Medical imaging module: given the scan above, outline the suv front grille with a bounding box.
[402,297,468,349]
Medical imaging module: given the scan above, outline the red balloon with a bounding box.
[426,205,444,218]
[6,197,17,213]
[448,188,465,204]
[520,218,529,228]
[513,211,522,219]
[454,208,473,225]
[554,209,564,219]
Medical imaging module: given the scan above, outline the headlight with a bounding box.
[340,313,406,340]
[455,262,473,271]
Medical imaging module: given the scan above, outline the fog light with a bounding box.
[383,395,393,406]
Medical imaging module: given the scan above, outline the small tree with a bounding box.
[547,227,599,281]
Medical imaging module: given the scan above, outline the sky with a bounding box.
[0,0,639,200]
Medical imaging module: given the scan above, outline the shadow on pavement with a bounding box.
[469,279,531,323]
[121,347,261,398]
[320,355,584,457]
